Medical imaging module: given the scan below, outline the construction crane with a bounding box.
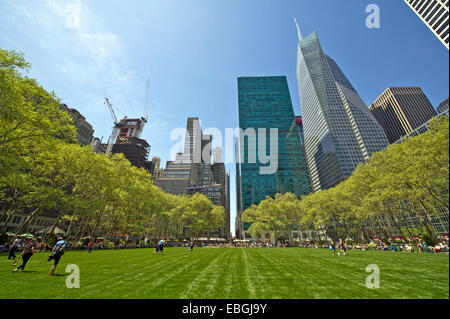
[104,97,121,155]
[104,80,149,155]
[142,78,150,123]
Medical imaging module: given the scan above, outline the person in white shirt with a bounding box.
[8,237,21,260]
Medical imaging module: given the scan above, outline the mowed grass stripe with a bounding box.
[0,248,448,299]
[70,249,186,298]
[280,248,448,298]
[140,248,221,298]
[179,248,231,299]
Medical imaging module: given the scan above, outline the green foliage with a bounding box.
[0,48,223,241]
[0,233,8,245]
[46,236,57,247]
[422,234,436,247]
[368,242,377,248]
[241,116,449,243]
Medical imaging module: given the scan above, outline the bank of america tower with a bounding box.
[295,20,389,192]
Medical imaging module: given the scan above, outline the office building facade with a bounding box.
[238,76,312,234]
[295,28,388,192]
[59,104,94,146]
[369,87,437,144]
[437,98,449,114]
[404,0,449,50]
[155,118,229,238]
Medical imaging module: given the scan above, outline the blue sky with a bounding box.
[1,0,448,236]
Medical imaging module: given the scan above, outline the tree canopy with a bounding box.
[242,116,449,243]
[0,48,224,241]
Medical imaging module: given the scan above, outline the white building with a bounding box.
[404,0,449,50]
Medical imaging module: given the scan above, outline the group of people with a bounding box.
[9,236,70,275]
[7,237,51,258]
[329,239,347,256]
[153,238,165,255]
[152,239,196,254]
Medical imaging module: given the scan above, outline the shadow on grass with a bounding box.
[52,273,69,277]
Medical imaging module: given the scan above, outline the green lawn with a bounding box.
[0,247,448,299]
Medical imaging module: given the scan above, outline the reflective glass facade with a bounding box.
[238,76,311,231]
[296,32,389,192]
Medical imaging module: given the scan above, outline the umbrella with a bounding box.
[6,232,15,237]
[19,233,34,238]
[37,226,65,235]
[96,237,105,240]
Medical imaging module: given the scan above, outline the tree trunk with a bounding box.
[2,208,16,232]
[76,219,90,242]
[389,215,408,241]
[425,181,449,211]
[359,223,370,243]
[65,212,77,237]
[14,208,39,237]
[416,199,438,242]
[45,216,62,242]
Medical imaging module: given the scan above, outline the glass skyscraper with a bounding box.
[237,76,311,232]
[295,25,389,192]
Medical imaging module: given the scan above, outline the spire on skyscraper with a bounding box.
[294,17,303,41]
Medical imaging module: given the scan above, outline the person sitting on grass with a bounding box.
[12,238,36,273]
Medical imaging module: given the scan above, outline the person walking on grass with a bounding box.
[88,240,94,253]
[8,237,21,260]
[189,240,194,252]
[158,238,165,255]
[153,239,161,255]
[48,236,69,276]
[330,239,338,255]
[12,238,36,273]
[339,239,347,255]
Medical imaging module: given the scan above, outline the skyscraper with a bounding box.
[155,118,229,238]
[111,137,150,168]
[369,87,438,143]
[155,158,192,195]
[238,76,311,235]
[404,0,449,50]
[59,104,94,146]
[295,23,389,192]
[437,98,449,114]
[235,137,243,239]
[291,116,312,192]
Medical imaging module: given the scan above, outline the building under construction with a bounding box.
[112,136,150,168]
[93,116,151,169]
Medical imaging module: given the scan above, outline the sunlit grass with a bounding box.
[0,247,448,299]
